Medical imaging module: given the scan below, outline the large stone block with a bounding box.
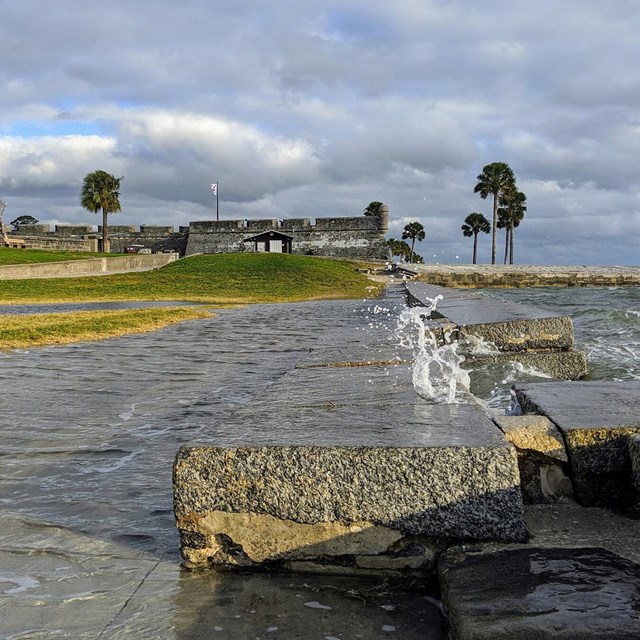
[465,350,587,380]
[493,415,567,462]
[440,546,640,639]
[405,282,576,352]
[174,364,526,570]
[493,415,572,503]
[627,435,640,507]
[405,283,586,385]
[516,380,640,507]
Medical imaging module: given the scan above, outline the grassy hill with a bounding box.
[0,253,378,304]
[0,254,379,350]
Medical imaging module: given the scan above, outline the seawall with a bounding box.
[172,283,640,636]
[173,284,592,574]
[0,252,178,280]
[410,264,640,287]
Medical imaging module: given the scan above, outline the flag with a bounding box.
[210,183,218,196]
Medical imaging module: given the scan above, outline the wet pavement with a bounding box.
[0,292,444,638]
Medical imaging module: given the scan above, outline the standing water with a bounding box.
[0,296,442,639]
[1,285,635,638]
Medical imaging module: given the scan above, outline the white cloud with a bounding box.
[0,0,639,264]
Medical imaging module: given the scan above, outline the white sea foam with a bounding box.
[396,297,470,404]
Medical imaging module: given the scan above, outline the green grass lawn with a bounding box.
[0,253,379,304]
[0,247,105,265]
[0,307,214,350]
[0,254,379,350]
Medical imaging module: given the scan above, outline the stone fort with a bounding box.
[8,206,389,259]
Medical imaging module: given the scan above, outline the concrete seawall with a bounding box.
[174,284,593,573]
[173,283,640,637]
[0,252,178,280]
[174,311,527,574]
[410,264,640,287]
[405,282,588,380]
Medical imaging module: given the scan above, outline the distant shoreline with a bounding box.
[407,264,640,288]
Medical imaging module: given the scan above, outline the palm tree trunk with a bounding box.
[472,232,478,264]
[102,209,109,253]
[503,227,509,264]
[410,238,415,263]
[491,193,497,264]
[509,222,515,264]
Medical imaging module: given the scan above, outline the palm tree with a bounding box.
[80,170,123,253]
[387,238,410,260]
[461,212,491,264]
[473,162,515,264]
[402,221,425,263]
[363,201,385,217]
[497,190,527,264]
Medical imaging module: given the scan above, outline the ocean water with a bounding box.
[482,286,640,381]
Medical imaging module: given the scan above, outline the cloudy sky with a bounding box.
[1,0,638,265]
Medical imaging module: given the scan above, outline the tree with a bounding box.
[497,190,527,264]
[0,198,8,243]
[388,238,424,263]
[10,215,39,232]
[363,201,385,217]
[461,212,491,265]
[473,162,515,264]
[387,238,410,259]
[80,170,123,253]
[401,221,425,263]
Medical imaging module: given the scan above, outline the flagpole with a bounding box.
[211,182,219,221]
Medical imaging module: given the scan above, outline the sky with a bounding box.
[1,0,639,266]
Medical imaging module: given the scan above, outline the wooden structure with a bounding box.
[243,230,293,254]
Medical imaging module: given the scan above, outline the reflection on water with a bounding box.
[0,300,202,315]
[1,301,365,556]
[0,294,443,638]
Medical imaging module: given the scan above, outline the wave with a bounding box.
[484,286,640,381]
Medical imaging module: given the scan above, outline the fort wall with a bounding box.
[7,206,389,259]
[185,211,389,258]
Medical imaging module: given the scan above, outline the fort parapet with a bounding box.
[6,206,389,258]
[185,210,389,258]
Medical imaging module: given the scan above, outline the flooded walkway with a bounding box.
[0,294,442,639]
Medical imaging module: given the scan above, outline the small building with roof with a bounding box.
[243,230,293,254]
